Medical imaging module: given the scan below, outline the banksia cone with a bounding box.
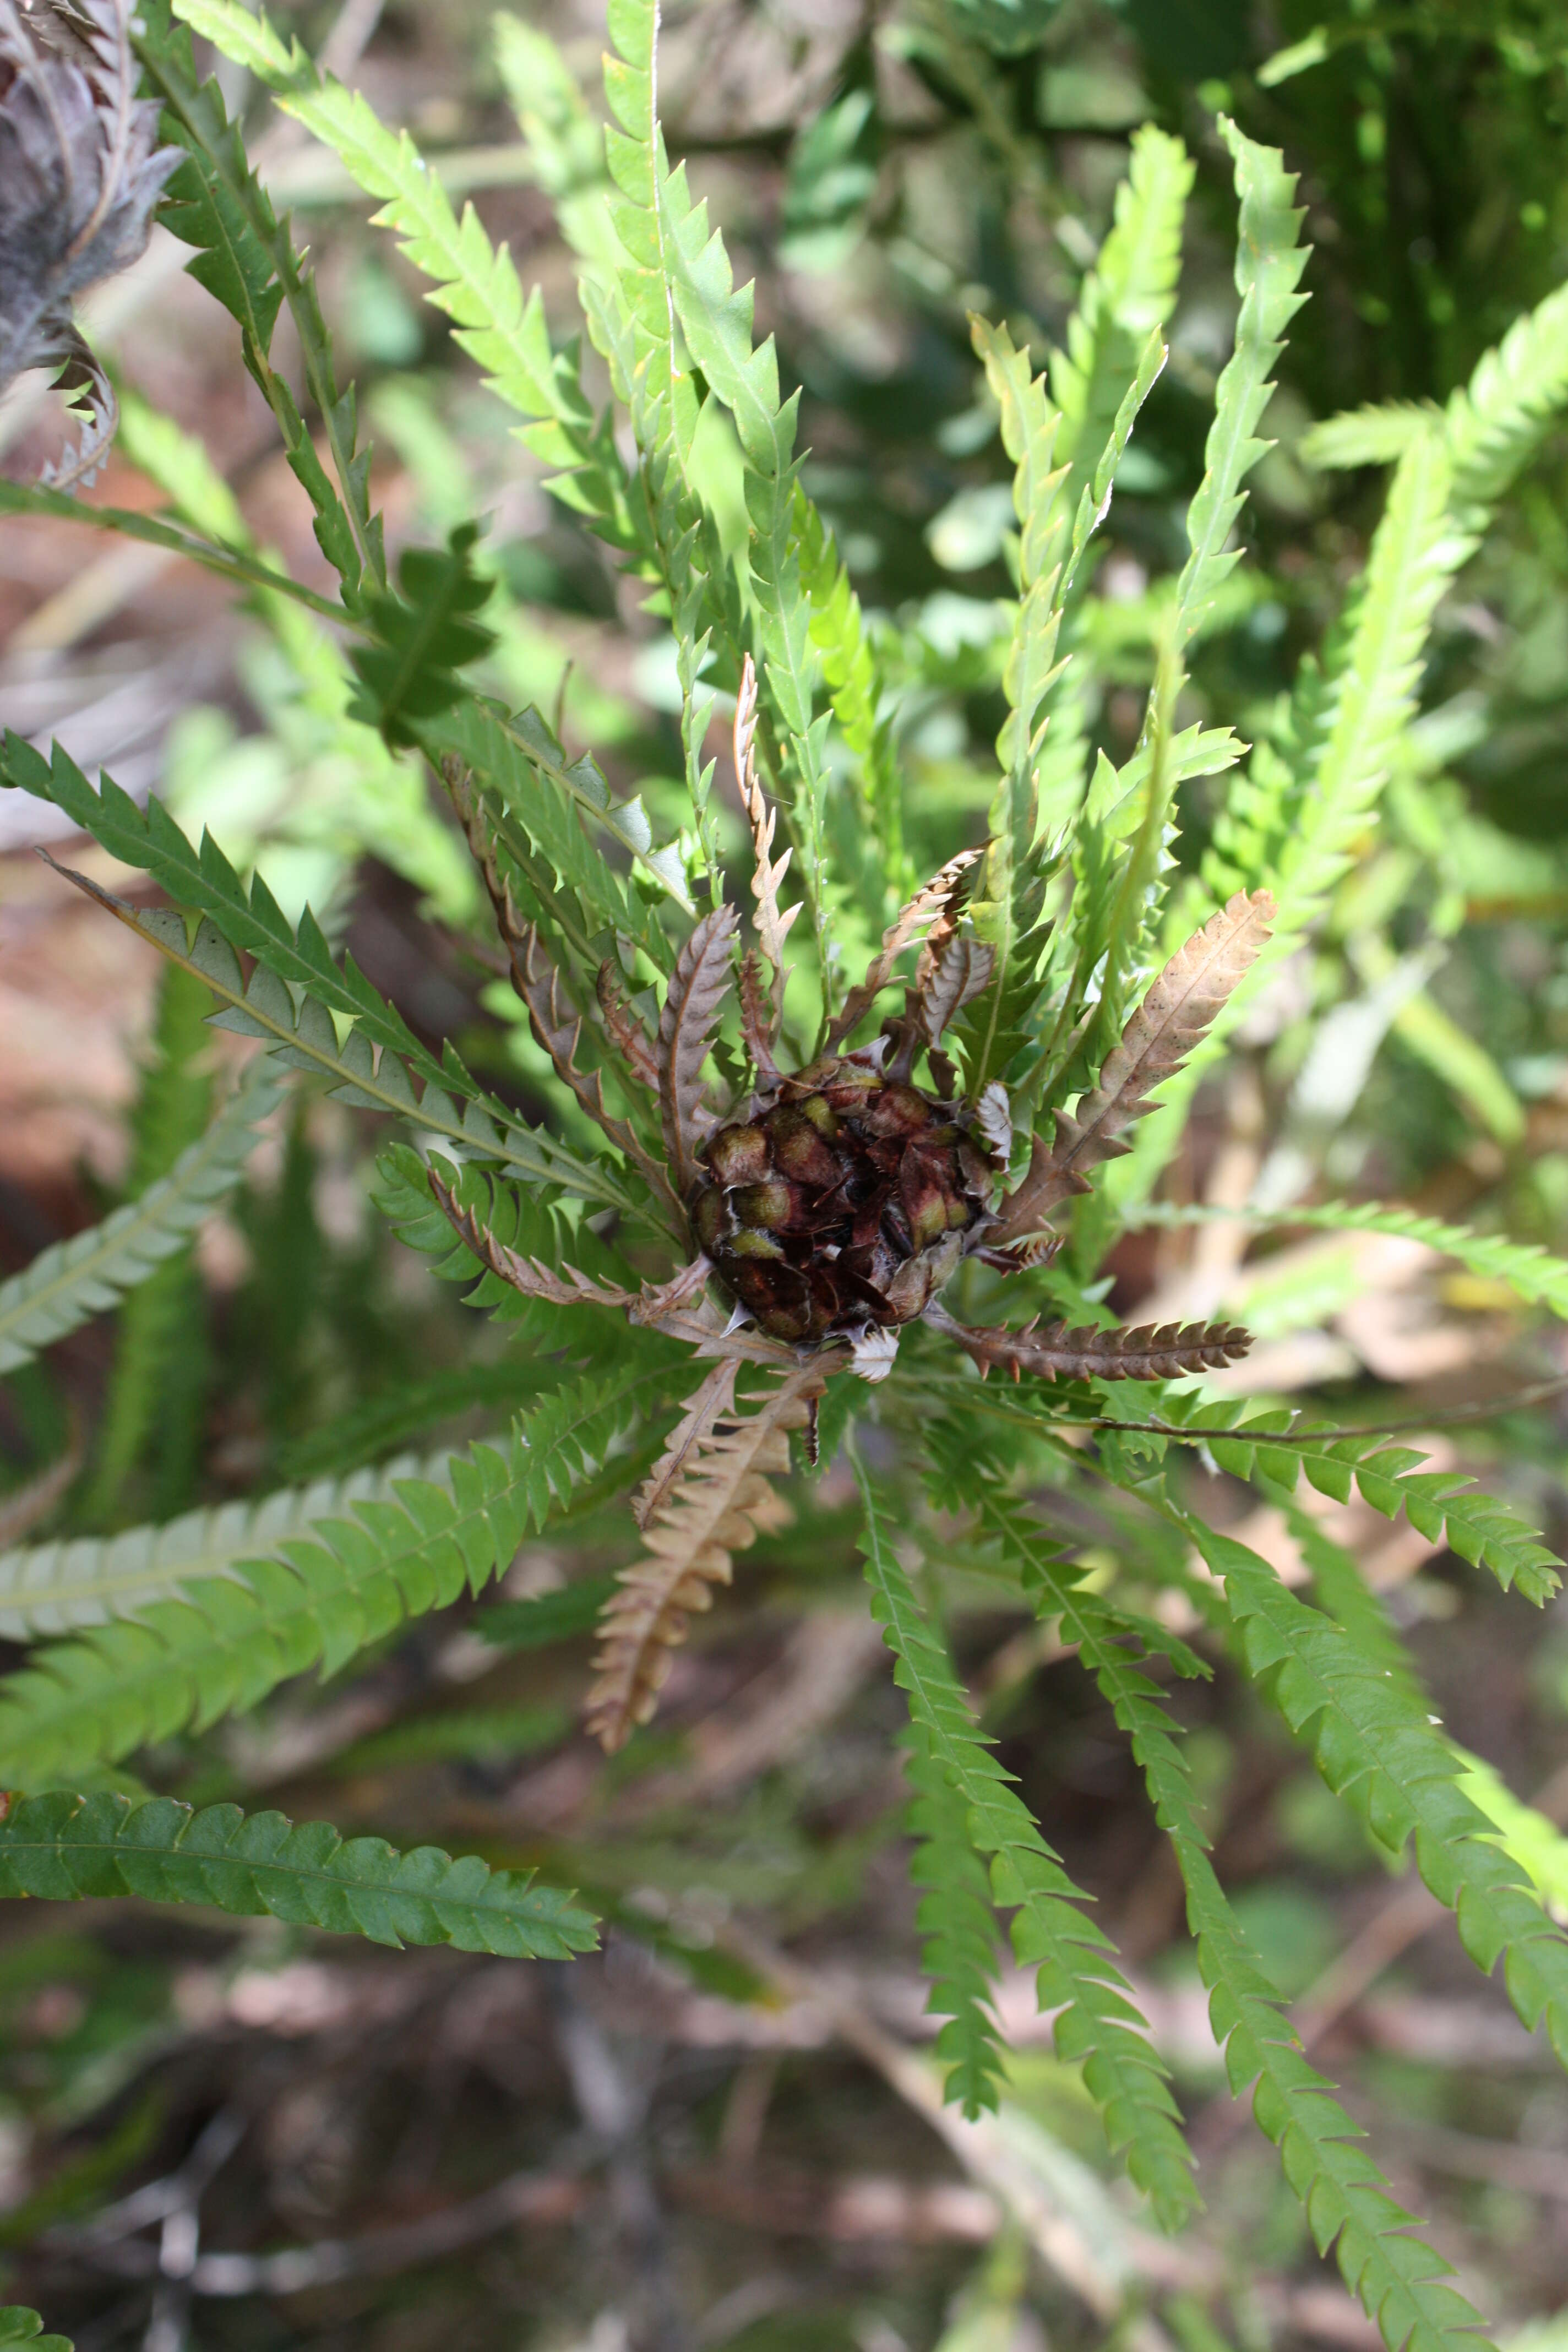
[687,1052,998,1346]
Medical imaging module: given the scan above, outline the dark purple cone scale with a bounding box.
[687,1057,997,1344]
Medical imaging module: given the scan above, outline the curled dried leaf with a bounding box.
[627,1255,715,1329]
[633,1359,739,1529]
[848,1327,900,1384]
[973,1080,1012,1166]
[739,948,782,1090]
[991,888,1276,1246]
[586,1363,825,1751]
[0,0,179,464]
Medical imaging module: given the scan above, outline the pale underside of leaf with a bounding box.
[916,935,995,1049]
[658,905,739,1194]
[0,1450,452,1641]
[0,1058,283,1375]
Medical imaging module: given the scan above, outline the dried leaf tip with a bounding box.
[916,935,994,1049]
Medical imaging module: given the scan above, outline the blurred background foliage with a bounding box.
[5,0,1568,2345]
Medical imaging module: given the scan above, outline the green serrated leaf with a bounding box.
[0,1060,282,1377]
[0,1364,674,1789]
[0,1792,596,1958]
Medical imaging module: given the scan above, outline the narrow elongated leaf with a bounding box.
[138,0,384,602]
[35,852,644,1222]
[1135,1395,1562,1606]
[165,0,642,573]
[0,1792,596,1958]
[930,1308,1252,1384]
[1302,280,1568,513]
[1189,1518,1568,2070]
[995,1490,1491,2352]
[734,655,802,1035]
[0,480,347,619]
[1051,123,1193,520]
[1124,432,1472,1217]
[1128,1197,1568,1324]
[1173,121,1309,645]
[0,1061,282,1376]
[0,1453,448,1641]
[854,1461,1199,2222]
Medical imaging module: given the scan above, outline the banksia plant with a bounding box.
[431,656,1260,1745]
[4,2,1568,2341]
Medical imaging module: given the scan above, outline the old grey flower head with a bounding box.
[0,0,179,484]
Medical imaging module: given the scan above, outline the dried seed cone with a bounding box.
[687,1055,997,1344]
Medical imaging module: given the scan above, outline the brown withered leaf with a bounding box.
[586,1362,825,1751]
[826,847,983,1050]
[658,905,739,1194]
[734,655,801,1038]
[596,960,661,1095]
[428,1170,639,1311]
[739,948,782,1090]
[989,888,1276,1246]
[439,767,672,1201]
[509,925,677,1211]
[916,935,995,1049]
[925,1300,1253,1382]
